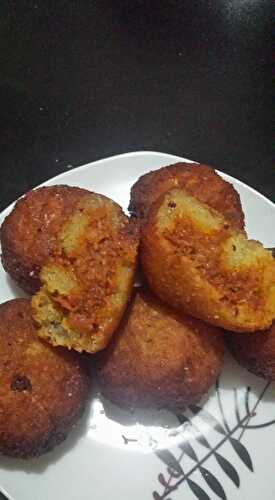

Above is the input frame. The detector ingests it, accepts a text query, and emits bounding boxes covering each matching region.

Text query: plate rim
[0,151,274,222]
[0,150,274,500]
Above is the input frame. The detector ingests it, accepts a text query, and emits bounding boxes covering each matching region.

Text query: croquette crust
[96,288,225,410]
[1,185,91,293]
[32,193,139,353]
[227,322,275,380]
[0,299,90,459]
[129,162,244,230]
[141,188,275,333]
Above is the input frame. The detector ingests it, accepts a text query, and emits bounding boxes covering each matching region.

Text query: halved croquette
[129,162,244,230]
[141,188,275,332]
[1,186,91,293]
[32,193,138,353]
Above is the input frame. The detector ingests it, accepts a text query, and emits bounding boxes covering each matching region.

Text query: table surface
[0,1,273,212]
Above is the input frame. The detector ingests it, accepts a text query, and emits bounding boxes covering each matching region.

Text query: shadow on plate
[222,350,275,403]
[4,276,29,299]
[100,394,181,429]
[97,351,275,441]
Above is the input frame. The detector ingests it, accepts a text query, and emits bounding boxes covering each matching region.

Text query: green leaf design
[214,452,240,487]
[155,449,183,476]
[187,478,211,500]
[199,466,227,500]
[190,406,227,435]
[229,438,253,471]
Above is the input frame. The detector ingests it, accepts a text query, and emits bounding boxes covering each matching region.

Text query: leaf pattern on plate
[199,466,226,500]
[214,452,240,487]
[156,450,183,476]
[228,438,253,472]
[153,380,275,500]
[189,405,226,436]
[187,478,211,500]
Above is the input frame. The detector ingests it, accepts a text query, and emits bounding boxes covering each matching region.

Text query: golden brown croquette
[129,162,245,230]
[140,188,275,333]
[1,186,91,294]
[227,322,275,380]
[96,288,225,411]
[0,299,90,459]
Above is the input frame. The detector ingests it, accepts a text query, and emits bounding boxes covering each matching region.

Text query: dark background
[0,4,273,499]
[0,0,274,212]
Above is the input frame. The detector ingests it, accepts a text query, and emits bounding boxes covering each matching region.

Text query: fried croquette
[1,185,92,294]
[32,193,138,353]
[227,322,275,380]
[96,288,225,411]
[0,299,90,459]
[129,162,244,230]
[141,188,275,333]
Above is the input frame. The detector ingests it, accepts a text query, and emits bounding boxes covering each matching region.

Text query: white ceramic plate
[0,151,274,500]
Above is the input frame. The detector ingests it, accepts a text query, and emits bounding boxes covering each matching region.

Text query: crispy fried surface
[141,188,275,332]
[227,323,275,380]
[1,185,89,293]
[32,193,138,353]
[0,299,90,459]
[96,288,225,410]
[129,162,244,230]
